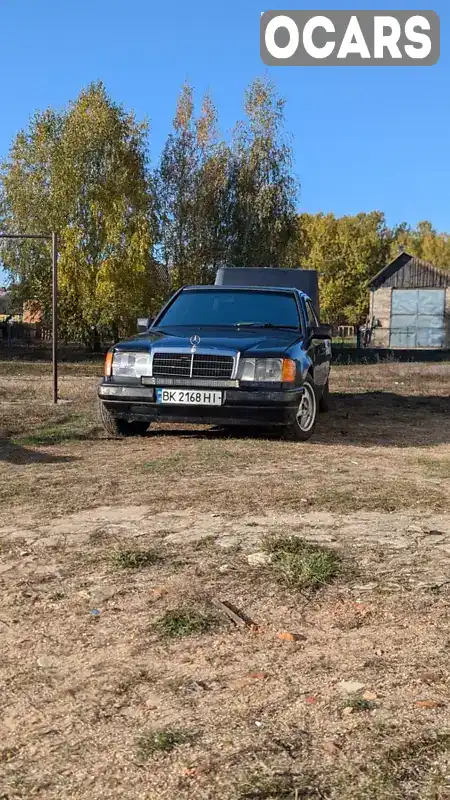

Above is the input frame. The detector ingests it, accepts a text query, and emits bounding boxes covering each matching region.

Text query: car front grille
[152,352,234,380]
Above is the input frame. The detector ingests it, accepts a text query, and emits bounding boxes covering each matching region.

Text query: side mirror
[136,317,153,333]
[311,324,332,340]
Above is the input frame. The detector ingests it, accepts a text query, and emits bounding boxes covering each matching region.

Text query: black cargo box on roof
[215,267,319,315]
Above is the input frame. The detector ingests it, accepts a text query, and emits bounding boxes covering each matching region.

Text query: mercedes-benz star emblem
[190,335,201,347]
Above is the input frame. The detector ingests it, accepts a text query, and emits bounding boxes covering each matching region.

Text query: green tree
[155,84,231,288]
[228,77,297,268]
[192,93,232,282]
[288,211,394,324]
[155,83,198,288]
[0,82,158,346]
[392,220,450,269]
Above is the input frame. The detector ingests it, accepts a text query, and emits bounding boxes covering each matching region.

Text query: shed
[368,252,450,348]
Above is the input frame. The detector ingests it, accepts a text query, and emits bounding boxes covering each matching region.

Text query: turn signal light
[104,350,113,377]
[281,358,296,383]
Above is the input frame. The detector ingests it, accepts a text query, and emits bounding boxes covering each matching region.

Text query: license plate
[156,388,223,406]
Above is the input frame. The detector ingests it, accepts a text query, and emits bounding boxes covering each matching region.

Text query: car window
[156,290,301,329]
[306,301,319,328]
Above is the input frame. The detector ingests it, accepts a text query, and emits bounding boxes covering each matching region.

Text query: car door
[305,299,330,388]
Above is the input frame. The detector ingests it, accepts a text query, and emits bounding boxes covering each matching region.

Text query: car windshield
[155,289,300,329]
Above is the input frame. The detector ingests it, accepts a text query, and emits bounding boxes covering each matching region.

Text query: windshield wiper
[233,322,299,330]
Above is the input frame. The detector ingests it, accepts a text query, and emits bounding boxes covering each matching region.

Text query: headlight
[238,357,296,383]
[111,351,151,378]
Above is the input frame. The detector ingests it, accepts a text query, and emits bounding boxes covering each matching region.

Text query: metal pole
[52,232,58,404]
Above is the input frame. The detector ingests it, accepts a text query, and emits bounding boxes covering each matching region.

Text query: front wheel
[99,401,150,438]
[284,378,317,441]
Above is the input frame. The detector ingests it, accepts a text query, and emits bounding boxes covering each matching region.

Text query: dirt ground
[0,359,449,799]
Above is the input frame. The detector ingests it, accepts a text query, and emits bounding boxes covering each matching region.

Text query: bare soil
[0,361,449,799]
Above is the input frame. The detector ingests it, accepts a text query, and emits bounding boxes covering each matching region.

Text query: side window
[306,301,319,328]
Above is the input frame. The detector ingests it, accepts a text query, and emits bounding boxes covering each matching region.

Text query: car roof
[181,285,310,301]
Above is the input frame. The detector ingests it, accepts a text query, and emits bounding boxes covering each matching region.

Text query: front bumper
[98,380,303,427]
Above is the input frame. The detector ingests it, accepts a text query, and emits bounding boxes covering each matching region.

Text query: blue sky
[1,0,449,283]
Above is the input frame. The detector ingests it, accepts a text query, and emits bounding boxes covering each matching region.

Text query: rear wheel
[99,401,150,437]
[284,377,317,441]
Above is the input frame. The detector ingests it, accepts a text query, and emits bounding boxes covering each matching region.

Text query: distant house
[368,252,450,349]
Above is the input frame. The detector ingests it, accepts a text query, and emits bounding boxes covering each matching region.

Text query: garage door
[390,289,445,348]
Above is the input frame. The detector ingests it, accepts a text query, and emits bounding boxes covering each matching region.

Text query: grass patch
[13,415,97,446]
[111,548,160,569]
[154,608,215,638]
[263,535,339,591]
[135,728,194,760]
[342,695,375,713]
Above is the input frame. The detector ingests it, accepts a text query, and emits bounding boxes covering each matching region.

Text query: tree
[191,93,232,282]
[155,83,198,288]
[392,220,450,269]
[154,78,297,284]
[288,212,394,324]
[228,77,297,268]
[0,82,159,346]
[155,84,231,288]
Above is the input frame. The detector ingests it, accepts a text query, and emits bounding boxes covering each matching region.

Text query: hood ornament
[190,334,201,350]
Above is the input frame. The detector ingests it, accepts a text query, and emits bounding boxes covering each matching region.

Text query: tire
[284,377,318,441]
[99,401,150,438]
[319,379,331,413]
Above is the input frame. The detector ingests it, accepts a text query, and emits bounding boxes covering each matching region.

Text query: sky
[1,0,449,284]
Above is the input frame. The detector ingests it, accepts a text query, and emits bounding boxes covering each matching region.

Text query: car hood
[114,326,303,356]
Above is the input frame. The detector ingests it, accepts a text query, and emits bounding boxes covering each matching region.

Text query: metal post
[52,232,58,404]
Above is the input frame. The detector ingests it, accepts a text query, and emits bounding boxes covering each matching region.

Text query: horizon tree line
[0,79,448,345]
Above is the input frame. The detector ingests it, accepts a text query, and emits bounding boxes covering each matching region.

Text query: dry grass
[0,360,449,799]
[263,534,340,591]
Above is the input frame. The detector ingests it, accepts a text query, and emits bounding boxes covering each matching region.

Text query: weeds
[111,548,160,569]
[135,728,193,760]
[342,695,375,713]
[263,535,339,591]
[154,608,214,638]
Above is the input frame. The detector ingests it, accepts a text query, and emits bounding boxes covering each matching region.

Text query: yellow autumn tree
[0,82,160,347]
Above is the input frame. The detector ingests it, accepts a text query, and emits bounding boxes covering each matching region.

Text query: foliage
[228,77,298,268]
[0,82,160,346]
[391,220,450,268]
[155,77,297,288]
[155,84,231,288]
[287,214,450,324]
[1,77,449,335]
[287,211,394,324]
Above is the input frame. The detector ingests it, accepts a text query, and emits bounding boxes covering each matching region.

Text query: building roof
[369,251,450,290]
